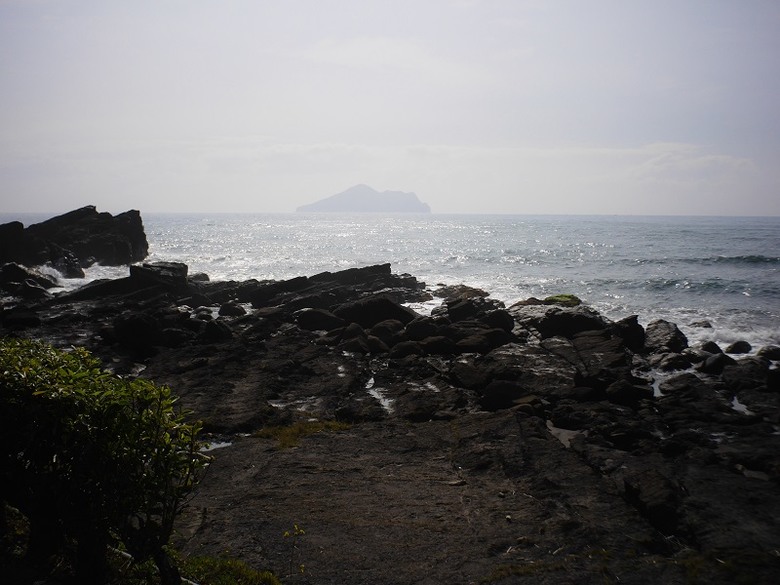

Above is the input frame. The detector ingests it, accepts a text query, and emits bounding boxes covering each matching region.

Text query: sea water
[4,212,780,349]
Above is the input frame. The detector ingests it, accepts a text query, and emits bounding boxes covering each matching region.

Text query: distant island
[296,184,431,213]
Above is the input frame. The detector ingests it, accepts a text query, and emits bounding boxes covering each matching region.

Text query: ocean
[5,212,780,350]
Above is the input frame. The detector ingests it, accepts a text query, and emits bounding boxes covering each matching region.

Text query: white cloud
[305,35,485,85]
[2,136,772,216]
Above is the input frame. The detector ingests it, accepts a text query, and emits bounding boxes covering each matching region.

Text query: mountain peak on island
[296,185,431,213]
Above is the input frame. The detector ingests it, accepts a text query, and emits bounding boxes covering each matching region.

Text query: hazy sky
[2,0,779,215]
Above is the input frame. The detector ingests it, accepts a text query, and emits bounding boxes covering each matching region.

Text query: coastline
[2,207,779,582]
[2,258,779,583]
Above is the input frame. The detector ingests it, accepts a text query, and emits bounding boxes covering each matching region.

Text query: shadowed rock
[0,206,148,273]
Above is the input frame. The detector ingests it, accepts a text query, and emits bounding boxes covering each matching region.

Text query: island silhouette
[296,184,431,213]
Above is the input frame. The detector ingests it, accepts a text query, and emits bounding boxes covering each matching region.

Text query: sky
[1,0,779,216]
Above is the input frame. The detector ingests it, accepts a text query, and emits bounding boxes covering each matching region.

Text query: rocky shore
[1,210,779,584]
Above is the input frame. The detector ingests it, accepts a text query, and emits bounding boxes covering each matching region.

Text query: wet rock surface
[2,260,779,584]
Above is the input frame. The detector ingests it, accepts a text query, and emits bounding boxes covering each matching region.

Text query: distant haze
[1,1,779,216]
[297,184,430,213]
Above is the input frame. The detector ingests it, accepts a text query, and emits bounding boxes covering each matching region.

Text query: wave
[622,255,780,267]
[698,255,780,265]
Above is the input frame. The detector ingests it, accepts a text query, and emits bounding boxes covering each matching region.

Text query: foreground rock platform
[2,261,779,583]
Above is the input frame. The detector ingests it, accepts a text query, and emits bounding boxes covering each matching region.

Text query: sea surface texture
[8,212,779,349]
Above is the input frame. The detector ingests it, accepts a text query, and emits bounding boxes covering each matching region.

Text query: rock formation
[0,206,148,277]
[1,256,778,583]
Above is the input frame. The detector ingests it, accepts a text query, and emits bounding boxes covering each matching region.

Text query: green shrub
[0,337,208,585]
[181,555,281,585]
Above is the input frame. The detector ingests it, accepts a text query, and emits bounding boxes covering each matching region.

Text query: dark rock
[681,347,712,364]
[455,328,513,354]
[130,261,189,290]
[649,352,693,372]
[309,263,397,286]
[570,386,605,402]
[528,306,608,339]
[392,387,458,422]
[340,322,367,341]
[15,280,52,301]
[757,345,780,360]
[250,276,309,307]
[721,357,771,392]
[0,307,41,329]
[658,372,707,396]
[198,320,233,344]
[605,379,654,408]
[405,316,439,341]
[418,335,459,355]
[544,329,630,385]
[0,263,58,289]
[5,206,149,268]
[113,312,161,351]
[339,336,371,354]
[295,308,345,331]
[369,319,406,345]
[388,340,423,358]
[445,297,483,322]
[432,283,489,300]
[700,341,722,354]
[333,295,419,328]
[724,340,752,354]
[0,222,27,263]
[218,302,246,317]
[509,296,548,307]
[623,469,681,534]
[549,402,599,431]
[769,368,780,393]
[644,319,688,353]
[611,314,645,352]
[51,248,85,278]
[483,309,515,332]
[160,327,196,348]
[478,380,528,411]
[366,335,390,354]
[697,352,736,375]
[447,359,492,391]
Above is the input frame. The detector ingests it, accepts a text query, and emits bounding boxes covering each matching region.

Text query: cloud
[305,35,484,85]
[3,136,771,216]
[626,143,757,185]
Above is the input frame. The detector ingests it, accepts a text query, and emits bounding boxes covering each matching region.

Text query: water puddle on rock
[365,377,394,414]
[730,396,754,415]
[546,420,584,448]
[201,441,233,452]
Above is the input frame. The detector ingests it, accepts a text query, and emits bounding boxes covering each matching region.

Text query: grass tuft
[253,420,351,448]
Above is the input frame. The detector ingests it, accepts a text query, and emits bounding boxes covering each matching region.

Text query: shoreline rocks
[2,256,779,582]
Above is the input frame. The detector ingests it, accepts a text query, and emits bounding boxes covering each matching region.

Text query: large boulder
[333,295,419,328]
[0,206,149,271]
[509,303,609,339]
[611,314,645,352]
[129,261,189,290]
[644,319,688,354]
[0,263,58,290]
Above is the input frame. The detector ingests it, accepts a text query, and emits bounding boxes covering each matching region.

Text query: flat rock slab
[174,414,712,585]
